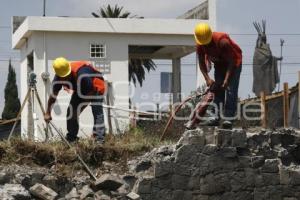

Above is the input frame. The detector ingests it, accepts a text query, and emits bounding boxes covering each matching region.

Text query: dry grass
[0,128,174,176]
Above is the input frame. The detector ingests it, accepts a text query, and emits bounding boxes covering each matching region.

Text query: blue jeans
[214,65,242,119]
[66,93,105,141]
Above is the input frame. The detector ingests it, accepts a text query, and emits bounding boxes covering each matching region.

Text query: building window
[90,44,106,58]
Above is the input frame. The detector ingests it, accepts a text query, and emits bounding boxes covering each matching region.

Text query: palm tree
[92,4,156,87]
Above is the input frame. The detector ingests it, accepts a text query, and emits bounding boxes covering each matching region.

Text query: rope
[0,104,169,125]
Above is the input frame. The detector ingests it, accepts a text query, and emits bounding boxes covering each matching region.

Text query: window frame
[89,43,106,59]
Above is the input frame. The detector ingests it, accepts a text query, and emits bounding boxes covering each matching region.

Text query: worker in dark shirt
[44,57,106,144]
[193,23,242,128]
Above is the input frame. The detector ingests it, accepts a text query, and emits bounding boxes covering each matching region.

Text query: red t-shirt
[196,32,242,69]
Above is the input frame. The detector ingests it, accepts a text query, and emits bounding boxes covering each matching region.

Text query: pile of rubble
[130,128,300,200]
[0,164,139,200]
[1,128,300,200]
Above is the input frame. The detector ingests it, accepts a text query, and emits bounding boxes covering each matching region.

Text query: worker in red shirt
[194,23,242,127]
[44,57,106,144]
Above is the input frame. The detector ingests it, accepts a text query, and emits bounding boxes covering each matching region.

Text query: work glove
[44,113,52,123]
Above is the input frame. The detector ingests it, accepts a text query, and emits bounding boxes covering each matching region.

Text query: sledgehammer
[48,121,98,182]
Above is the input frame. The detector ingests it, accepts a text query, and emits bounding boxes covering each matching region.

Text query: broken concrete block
[177,129,206,146]
[65,187,79,199]
[78,185,94,199]
[93,174,123,191]
[154,160,173,178]
[122,174,137,190]
[94,191,110,200]
[29,183,58,200]
[133,176,153,194]
[126,191,140,200]
[202,144,218,155]
[216,129,232,147]
[1,184,31,200]
[135,159,152,172]
[0,173,11,185]
[231,129,247,148]
[261,159,280,173]
[218,147,237,158]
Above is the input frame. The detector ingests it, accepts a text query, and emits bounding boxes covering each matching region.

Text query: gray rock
[279,166,290,185]
[200,174,226,195]
[174,145,201,164]
[126,191,140,200]
[94,191,111,200]
[78,185,94,199]
[177,129,206,146]
[217,147,237,158]
[289,167,300,185]
[202,144,218,155]
[135,159,152,172]
[262,173,280,185]
[0,173,11,185]
[171,190,184,200]
[172,174,189,190]
[250,156,265,168]
[133,176,153,194]
[0,184,31,200]
[65,187,79,199]
[157,145,175,156]
[232,129,247,148]
[29,183,58,200]
[93,174,123,191]
[261,159,280,173]
[122,174,137,190]
[215,129,232,147]
[154,160,173,177]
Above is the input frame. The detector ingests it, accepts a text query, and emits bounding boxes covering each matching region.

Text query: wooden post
[156,103,160,120]
[106,82,113,134]
[283,82,289,128]
[130,106,137,128]
[298,72,300,128]
[172,58,182,103]
[260,91,267,128]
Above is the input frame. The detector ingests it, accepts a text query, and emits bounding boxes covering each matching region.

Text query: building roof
[12,16,207,49]
[177,0,209,19]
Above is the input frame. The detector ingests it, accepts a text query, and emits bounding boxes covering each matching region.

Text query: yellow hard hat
[52,57,71,77]
[194,23,213,45]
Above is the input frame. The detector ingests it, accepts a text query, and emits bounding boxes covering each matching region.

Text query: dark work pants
[214,65,242,120]
[66,93,105,141]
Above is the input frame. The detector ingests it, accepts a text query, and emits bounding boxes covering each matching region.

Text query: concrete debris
[126,191,140,200]
[93,174,124,191]
[64,187,79,199]
[29,183,58,200]
[0,184,31,200]
[78,185,94,199]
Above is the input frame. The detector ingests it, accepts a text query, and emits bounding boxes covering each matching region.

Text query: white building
[12,14,216,140]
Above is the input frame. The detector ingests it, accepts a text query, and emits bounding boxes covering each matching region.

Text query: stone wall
[131,128,300,200]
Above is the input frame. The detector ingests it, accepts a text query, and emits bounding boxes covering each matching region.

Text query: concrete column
[172,58,182,103]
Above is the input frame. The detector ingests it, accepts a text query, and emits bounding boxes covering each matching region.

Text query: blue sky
[1,0,300,113]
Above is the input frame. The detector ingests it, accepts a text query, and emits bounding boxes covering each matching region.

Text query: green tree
[2,60,20,119]
[92,4,156,87]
